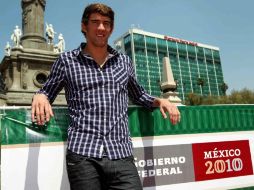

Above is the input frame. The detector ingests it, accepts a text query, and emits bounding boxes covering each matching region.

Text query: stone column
[160,57,182,104]
[21,0,50,50]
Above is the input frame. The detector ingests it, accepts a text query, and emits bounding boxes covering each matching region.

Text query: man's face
[82,13,113,48]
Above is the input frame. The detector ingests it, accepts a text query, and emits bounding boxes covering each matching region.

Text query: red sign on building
[164,35,198,46]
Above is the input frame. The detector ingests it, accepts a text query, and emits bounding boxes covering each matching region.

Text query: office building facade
[114,29,225,100]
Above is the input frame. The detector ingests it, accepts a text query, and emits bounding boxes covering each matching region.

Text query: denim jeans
[66,150,142,190]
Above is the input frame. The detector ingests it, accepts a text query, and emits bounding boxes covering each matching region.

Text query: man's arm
[31,56,65,125]
[31,94,54,125]
[152,98,180,125]
[127,57,180,125]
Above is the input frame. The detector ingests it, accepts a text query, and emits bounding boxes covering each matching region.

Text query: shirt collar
[73,42,119,58]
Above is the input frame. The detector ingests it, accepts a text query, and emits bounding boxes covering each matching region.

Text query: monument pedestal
[160,57,182,105]
[5,91,66,106]
[0,48,66,106]
[161,91,182,105]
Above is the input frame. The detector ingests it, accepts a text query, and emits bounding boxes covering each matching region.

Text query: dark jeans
[66,150,142,190]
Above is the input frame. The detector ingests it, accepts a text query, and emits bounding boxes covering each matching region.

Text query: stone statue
[22,0,46,7]
[11,25,22,48]
[54,33,65,53]
[4,42,11,56]
[46,23,56,44]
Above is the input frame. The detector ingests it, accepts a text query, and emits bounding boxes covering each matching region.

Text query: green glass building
[114,28,225,100]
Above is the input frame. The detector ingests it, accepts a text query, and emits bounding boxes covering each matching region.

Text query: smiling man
[31,3,180,190]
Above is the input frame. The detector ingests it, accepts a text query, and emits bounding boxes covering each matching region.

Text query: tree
[197,77,205,86]
[202,95,218,105]
[197,77,205,95]
[220,82,228,95]
[185,93,202,105]
[184,88,254,105]
[229,88,254,104]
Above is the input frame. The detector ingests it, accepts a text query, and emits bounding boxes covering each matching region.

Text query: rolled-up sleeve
[37,55,65,104]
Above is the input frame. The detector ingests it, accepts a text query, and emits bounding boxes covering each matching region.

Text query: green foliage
[197,77,205,86]
[220,82,228,95]
[185,93,202,105]
[229,88,254,104]
[185,88,254,105]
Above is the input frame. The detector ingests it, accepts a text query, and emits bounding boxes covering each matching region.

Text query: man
[31,3,180,190]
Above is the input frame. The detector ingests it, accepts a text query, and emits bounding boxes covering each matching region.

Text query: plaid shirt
[39,43,155,159]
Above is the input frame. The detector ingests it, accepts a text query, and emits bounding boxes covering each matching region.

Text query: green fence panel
[128,107,141,137]
[0,108,27,144]
[153,108,173,136]
[1,105,254,145]
[230,186,254,190]
[0,107,69,145]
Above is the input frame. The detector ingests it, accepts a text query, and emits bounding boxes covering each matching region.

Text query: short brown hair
[81,3,114,27]
[81,3,114,36]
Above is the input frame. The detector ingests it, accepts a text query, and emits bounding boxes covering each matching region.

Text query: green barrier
[1,105,254,145]
[230,187,254,190]
[0,108,69,145]
[0,108,27,144]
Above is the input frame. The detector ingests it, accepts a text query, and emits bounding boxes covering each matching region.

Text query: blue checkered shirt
[38,43,155,159]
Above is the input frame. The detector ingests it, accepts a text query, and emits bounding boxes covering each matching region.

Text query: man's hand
[153,98,180,125]
[31,94,54,125]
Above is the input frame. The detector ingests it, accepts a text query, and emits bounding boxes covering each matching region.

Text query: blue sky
[1,0,253,93]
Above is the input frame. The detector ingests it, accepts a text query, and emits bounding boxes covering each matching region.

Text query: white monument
[45,22,56,44]
[54,33,65,53]
[0,0,67,106]
[160,57,182,104]
[11,25,22,48]
[4,42,11,56]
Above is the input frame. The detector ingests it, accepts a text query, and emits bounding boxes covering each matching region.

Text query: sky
[1,0,253,93]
